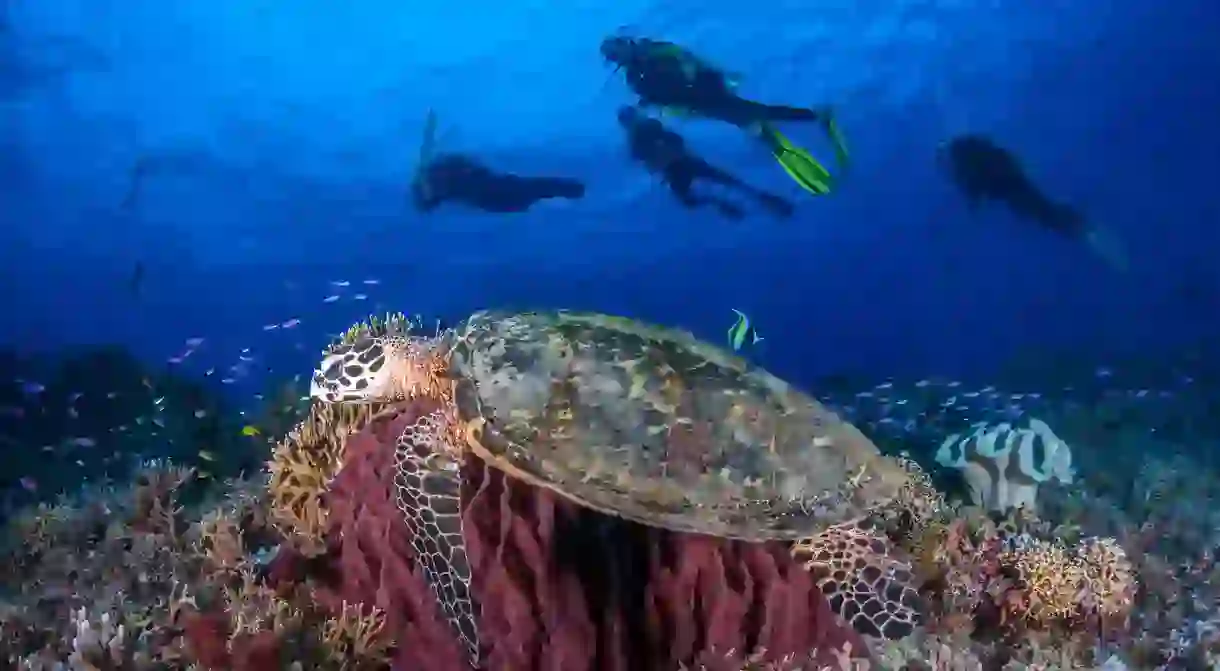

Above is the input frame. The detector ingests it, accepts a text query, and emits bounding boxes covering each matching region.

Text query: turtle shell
[447,310,914,541]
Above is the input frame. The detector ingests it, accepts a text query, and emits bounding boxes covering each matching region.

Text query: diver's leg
[716,97,827,126]
[685,158,794,218]
[394,411,480,666]
[665,166,744,220]
[470,175,586,212]
[522,176,586,201]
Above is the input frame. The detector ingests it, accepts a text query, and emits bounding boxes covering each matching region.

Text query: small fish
[241,348,251,354]
[198,450,217,462]
[262,323,280,331]
[362,279,380,285]
[727,309,763,352]
[322,295,341,303]
[331,280,350,287]
[167,356,184,365]
[129,262,145,296]
[194,409,208,418]
[353,294,368,301]
[185,337,205,348]
[204,368,215,377]
[16,379,45,395]
[107,392,118,399]
[241,425,261,437]
[154,396,165,406]
[66,437,97,448]
[221,378,236,385]
[281,318,301,329]
[19,476,37,492]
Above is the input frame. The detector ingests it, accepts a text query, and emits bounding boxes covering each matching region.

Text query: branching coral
[677,642,871,671]
[0,463,264,668]
[266,400,388,555]
[319,601,394,669]
[129,461,196,536]
[223,568,303,642]
[1001,535,1136,629]
[195,508,249,579]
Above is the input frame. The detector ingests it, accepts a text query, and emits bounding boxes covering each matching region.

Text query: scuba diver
[601,36,830,128]
[600,36,847,197]
[940,134,1128,270]
[410,110,586,214]
[617,106,794,220]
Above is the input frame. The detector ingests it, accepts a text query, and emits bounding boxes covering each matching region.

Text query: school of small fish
[0,277,393,500]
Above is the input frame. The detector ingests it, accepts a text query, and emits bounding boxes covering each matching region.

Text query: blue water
[3,0,1219,404]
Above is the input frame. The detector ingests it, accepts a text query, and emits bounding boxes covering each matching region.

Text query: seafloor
[2,337,1219,671]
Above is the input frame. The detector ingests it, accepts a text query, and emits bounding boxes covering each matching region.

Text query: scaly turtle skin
[311,311,928,666]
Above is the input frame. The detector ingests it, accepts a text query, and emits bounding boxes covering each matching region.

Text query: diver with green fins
[617,105,794,220]
[600,34,849,197]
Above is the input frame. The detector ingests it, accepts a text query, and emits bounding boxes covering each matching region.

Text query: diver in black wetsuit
[940,134,1128,269]
[411,153,586,213]
[601,36,832,129]
[617,106,793,220]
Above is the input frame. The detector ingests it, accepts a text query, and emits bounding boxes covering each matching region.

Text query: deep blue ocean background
[3,0,1219,427]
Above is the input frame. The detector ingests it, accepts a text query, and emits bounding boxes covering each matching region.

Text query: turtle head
[311,334,448,404]
[311,336,407,403]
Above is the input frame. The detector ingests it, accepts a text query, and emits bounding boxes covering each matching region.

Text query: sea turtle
[311,311,930,666]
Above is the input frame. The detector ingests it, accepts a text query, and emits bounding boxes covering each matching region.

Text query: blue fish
[727,309,763,352]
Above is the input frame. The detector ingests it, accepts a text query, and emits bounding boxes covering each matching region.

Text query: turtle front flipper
[793,521,922,640]
[394,410,480,666]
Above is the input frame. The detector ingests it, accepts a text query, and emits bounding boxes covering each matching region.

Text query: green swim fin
[761,124,832,196]
[823,113,850,171]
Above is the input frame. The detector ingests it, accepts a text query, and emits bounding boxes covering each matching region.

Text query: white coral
[67,606,127,670]
[935,417,1075,513]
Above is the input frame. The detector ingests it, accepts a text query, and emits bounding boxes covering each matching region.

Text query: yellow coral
[1007,540,1084,623]
[266,400,388,554]
[1003,535,1136,628]
[223,568,302,640]
[331,312,414,353]
[194,508,247,577]
[320,600,394,668]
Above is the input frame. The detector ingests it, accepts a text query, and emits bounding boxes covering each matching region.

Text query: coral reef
[0,458,394,669]
[0,333,1171,670]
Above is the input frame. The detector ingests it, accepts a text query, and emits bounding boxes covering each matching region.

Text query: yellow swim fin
[760,124,832,196]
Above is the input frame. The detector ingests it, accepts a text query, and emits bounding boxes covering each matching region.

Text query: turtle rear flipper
[794,521,922,640]
[394,411,480,666]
